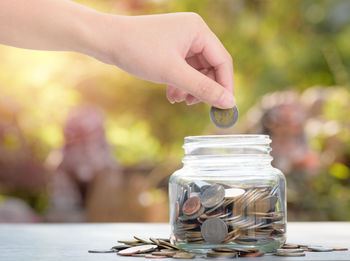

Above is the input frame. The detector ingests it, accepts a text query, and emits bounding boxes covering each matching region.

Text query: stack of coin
[172,182,285,247]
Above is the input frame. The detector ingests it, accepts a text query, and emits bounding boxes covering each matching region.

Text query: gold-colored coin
[207,252,237,258]
[210,106,239,128]
[173,252,196,259]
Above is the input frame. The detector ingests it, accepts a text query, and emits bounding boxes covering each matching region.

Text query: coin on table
[132,253,148,257]
[152,251,176,257]
[240,252,265,257]
[232,247,259,253]
[333,248,348,251]
[276,249,304,254]
[134,236,152,244]
[182,196,201,216]
[201,184,225,208]
[275,252,306,257]
[88,250,116,253]
[201,217,228,244]
[308,246,333,252]
[118,245,158,256]
[111,245,130,251]
[207,252,237,258]
[146,254,168,259]
[173,252,196,259]
[281,243,300,249]
[210,106,239,128]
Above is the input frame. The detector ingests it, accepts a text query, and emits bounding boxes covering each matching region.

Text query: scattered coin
[118,245,158,256]
[207,252,237,258]
[210,106,239,128]
[133,253,148,257]
[240,252,265,257]
[308,246,333,252]
[118,240,143,245]
[135,236,152,244]
[200,184,225,208]
[282,244,300,249]
[230,247,258,253]
[182,196,201,216]
[201,217,228,244]
[157,240,181,250]
[152,251,177,257]
[88,250,116,253]
[276,249,304,253]
[89,235,349,259]
[275,252,306,257]
[173,252,195,259]
[111,245,130,251]
[333,248,348,251]
[145,253,168,259]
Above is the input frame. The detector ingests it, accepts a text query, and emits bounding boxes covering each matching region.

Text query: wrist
[74,10,125,65]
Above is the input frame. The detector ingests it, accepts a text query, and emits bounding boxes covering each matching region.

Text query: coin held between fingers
[210,106,239,128]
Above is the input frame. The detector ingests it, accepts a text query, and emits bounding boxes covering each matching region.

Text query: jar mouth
[184,134,271,147]
[182,135,272,167]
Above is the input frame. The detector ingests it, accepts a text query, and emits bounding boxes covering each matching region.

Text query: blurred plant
[244,86,350,221]
[0,0,350,221]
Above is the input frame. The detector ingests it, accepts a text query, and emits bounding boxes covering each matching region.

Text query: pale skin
[0,0,235,108]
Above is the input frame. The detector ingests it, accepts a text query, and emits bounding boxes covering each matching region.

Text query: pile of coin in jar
[172,182,285,246]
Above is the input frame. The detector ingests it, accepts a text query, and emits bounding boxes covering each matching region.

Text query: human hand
[86,13,235,108]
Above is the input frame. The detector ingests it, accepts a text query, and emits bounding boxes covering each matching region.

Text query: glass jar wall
[169,135,286,253]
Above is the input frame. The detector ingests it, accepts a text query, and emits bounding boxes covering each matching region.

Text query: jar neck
[182,135,273,169]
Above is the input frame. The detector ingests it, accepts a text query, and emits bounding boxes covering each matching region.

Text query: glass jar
[169,135,286,253]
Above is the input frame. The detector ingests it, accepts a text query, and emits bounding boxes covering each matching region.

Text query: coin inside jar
[201,217,228,244]
[210,106,239,128]
[200,184,225,208]
[182,196,201,216]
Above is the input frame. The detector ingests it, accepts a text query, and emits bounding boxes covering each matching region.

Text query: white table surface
[0,222,349,260]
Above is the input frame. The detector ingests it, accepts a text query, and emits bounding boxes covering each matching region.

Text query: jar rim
[184,134,271,144]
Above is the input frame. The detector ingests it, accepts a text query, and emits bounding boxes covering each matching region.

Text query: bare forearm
[0,2,235,108]
[0,0,102,53]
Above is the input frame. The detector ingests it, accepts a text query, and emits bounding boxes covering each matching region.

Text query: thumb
[171,60,235,109]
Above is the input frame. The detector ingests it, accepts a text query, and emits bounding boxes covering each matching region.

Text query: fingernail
[219,91,236,108]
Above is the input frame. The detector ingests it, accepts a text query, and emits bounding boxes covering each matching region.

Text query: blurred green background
[0,0,349,222]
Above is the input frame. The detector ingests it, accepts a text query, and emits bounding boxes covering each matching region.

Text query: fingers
[191,28,234,94]
[167,66,216,106]
[167,86,199,105]
[167,85,187,103]
[171,59,235,109]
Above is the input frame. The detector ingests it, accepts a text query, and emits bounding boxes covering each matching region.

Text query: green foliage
[0,0,349,220]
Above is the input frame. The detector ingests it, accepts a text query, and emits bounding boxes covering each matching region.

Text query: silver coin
[88,250,116,253]
[201,217,228,244]
[224,188,245,199]
[210,106,239,128]
[276,249,305,253]
[173,252,196,259]
[308,246,333,252]
[201,184,225,208]
[275,252,306,257]
[118,245,158,256]
[255,195,278,213]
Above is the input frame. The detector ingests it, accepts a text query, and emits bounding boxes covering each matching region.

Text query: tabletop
[0,222,349,261]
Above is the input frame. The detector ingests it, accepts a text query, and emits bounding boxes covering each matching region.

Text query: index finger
[191,27,234,94]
